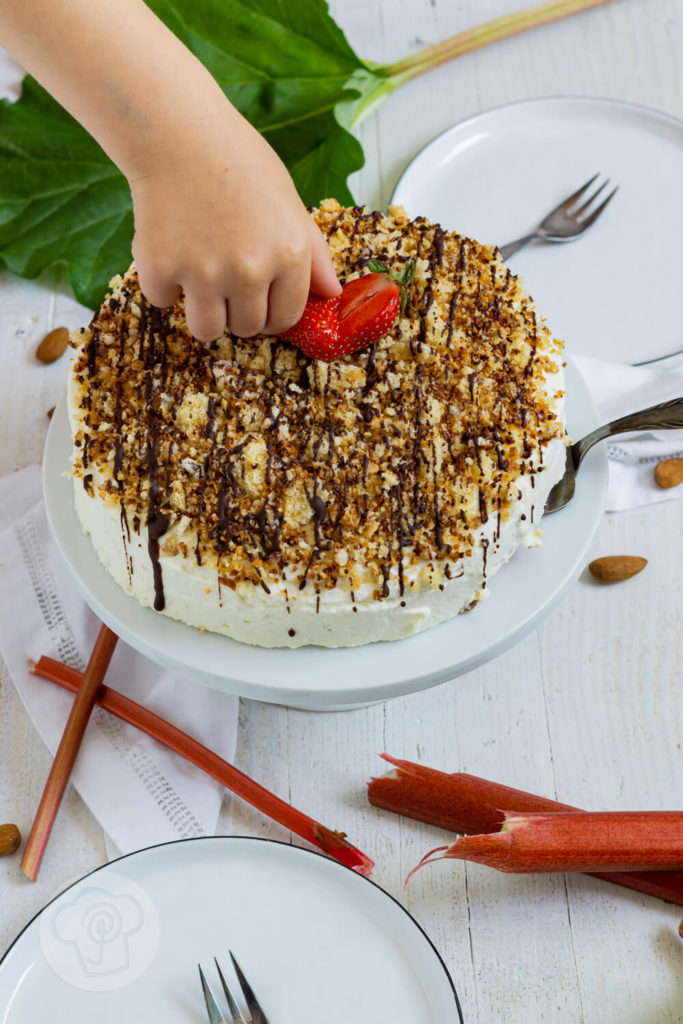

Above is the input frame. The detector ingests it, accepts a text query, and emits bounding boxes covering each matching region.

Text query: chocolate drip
[411,365,424,524]
[310,493,326,526]
[195,374,218,565]
[394,474,406,597]
[113,382,124,479]
[481,537,489,587]
[419,223,445,320]
[86,326,99,379]
[265,430,275,486]
[205,396,216,441]
[524,311,539,377]
[446,238,468,352]
[322,365,337,468]
[120,505,133,584]
[142,303,171,611]
[298,548,317,591]
[478,486,488,525]
[432,453,444,552]
[364,343,378,392]
[147,510,170,610]
[113,300,132,579]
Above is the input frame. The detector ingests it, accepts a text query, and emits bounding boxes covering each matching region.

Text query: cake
[67,200,567,648]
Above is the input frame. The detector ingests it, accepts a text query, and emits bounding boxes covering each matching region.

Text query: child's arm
[0,0,341,340]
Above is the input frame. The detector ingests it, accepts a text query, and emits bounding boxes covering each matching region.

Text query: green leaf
[0,0,370,307]
[0,0,610,307]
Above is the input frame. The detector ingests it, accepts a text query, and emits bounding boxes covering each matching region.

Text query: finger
[136,269,182,310]
[308,223,341,298]
[263,256,311,336]
[132,238,182,309]
[226,286,270,339]
[182,289,228,342]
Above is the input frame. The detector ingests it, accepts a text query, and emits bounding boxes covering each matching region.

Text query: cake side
[68,201,567,648]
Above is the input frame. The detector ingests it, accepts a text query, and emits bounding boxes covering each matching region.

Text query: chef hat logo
[52,886,144,976]
[40,871,160,991]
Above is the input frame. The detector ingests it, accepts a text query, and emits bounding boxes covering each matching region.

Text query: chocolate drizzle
[141,301,171,611]
[148,510,170,609]
[71,200,564,619]
[481,537,489,587]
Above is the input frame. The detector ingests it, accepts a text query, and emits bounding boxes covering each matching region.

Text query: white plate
[43,360,605,709]
[0,837,462,1023]
[392,96,683,366]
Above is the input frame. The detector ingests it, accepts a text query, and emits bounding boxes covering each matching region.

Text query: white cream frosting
[68,201,568,650]
[68,364,566,648]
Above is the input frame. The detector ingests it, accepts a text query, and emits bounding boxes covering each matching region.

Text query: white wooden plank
[1,3,682,1021]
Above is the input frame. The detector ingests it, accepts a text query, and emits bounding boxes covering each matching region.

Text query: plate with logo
[0,836,463,1023]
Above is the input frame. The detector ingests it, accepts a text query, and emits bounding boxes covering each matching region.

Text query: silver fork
[199,952,271,1024]
[544,395,683,513]
[499,173,618,260]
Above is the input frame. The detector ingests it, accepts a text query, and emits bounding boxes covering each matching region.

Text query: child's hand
[0,0,341,343]
[130,100,340,342]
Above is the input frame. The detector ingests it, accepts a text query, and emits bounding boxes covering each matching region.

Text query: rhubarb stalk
[368,755,683,906]
[344,0,620,127]
[30,655,374,877]
[412,811,683,876]
[21,625,118,881]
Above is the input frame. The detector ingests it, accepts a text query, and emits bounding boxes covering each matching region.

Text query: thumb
[308,223,341,298]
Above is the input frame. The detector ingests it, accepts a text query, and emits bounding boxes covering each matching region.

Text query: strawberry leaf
[399,260,416,285]
[0,0,370,307]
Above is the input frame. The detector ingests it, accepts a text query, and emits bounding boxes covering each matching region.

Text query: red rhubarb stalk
[21,625,118,881]
[30,655,374,877]
[412,811,683,876]
[368,754,683,905]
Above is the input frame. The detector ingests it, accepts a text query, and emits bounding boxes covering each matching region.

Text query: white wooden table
[1,1,682,1020]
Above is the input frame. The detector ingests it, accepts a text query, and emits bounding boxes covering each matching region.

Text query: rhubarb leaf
[0,0,610,307]
[0,0,370,307]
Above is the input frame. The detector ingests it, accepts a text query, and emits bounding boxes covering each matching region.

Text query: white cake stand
[43,359,606,709]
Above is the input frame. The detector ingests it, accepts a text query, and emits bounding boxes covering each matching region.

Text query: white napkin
[0,466,238,858]
[572,354,683,511]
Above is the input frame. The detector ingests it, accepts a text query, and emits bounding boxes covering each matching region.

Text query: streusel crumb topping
[70,200,564,609]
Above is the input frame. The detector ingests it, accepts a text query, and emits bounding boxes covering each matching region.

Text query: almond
[654,458,683,490]
[36,326,69,364]
[0,823,21,858]
[47,406,55,420]
[588,555,647,584]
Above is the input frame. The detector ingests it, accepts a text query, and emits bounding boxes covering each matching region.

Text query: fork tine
[199,964,229,1024]
[555,171,601,212]
[214,957,249,1024]
[576,186,619,229]
[572,178,609,218]
[230,952,271,1024]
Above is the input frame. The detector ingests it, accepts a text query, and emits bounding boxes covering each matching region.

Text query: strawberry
[280,293,341,359]
[281,259,414,362]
